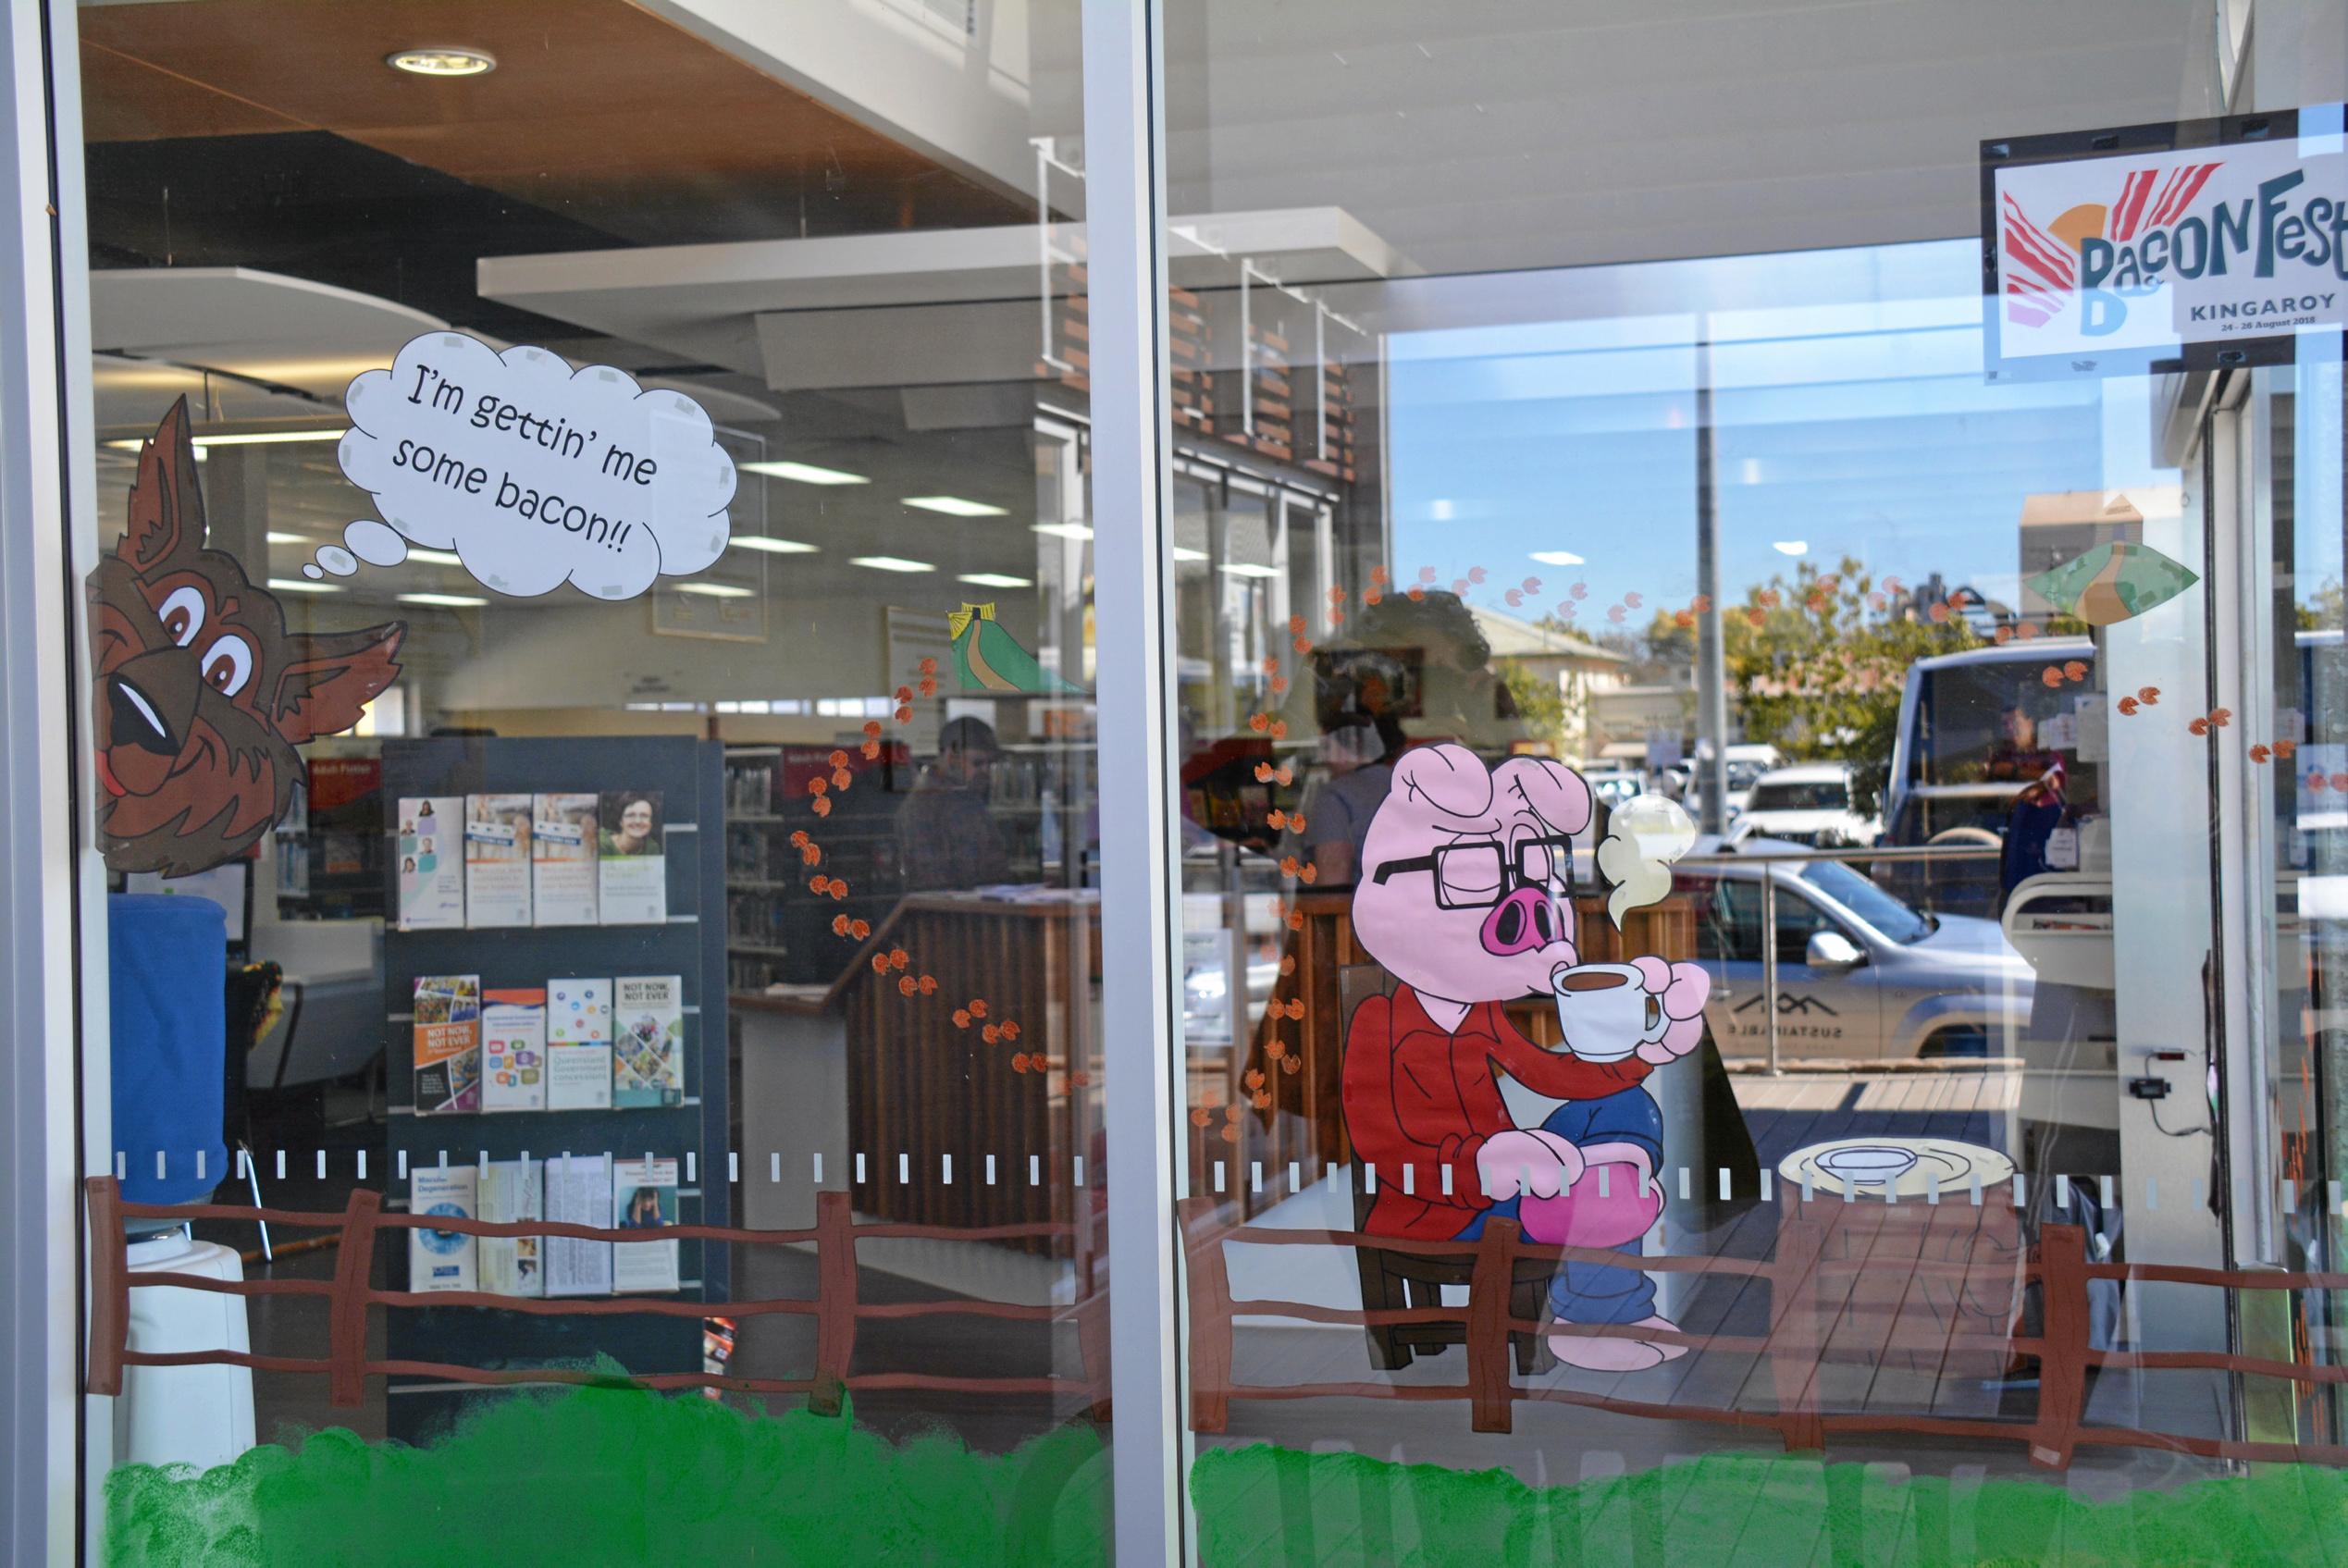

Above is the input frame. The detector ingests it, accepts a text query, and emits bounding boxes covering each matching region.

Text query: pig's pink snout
[1480,885,1563,956]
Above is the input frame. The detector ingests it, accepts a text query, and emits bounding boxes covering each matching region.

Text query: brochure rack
[379,735,728,1441]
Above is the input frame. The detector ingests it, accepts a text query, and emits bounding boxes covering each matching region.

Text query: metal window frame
[1,0,104,1559]
[1081,1,1189,1560]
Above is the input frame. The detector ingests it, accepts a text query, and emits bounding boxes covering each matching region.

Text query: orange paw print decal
[1279,955,1297,977]
[2188,709,2231,736]
[833,914,853,936]
[1254,761,1295,786]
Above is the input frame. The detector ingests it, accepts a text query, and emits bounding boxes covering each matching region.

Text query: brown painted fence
[1180,1193,2348,1469]
[85,1176,1109,1414]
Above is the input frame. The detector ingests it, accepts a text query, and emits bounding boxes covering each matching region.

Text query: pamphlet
[597,789,668,924]
[411,974,481,1115]
[531,792,599,926]
[546,979,613,1111]
[464,794,534,927]
[546,1043,613,1111]
[480,987,547,1113]
[477,1158,544,1298]
[612,975,686,1108]
[394,796,464,930]
[611,1155,681,1293]
[545,1153,613,1297]
[408,1164,478,1293]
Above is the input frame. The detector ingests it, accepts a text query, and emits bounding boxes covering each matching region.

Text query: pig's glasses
[1369,834,1576,909]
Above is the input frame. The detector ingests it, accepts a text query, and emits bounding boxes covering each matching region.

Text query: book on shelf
[477,1157,544,1298]
[612,975,686,1107]
[411,974,482,1115]
[597,789,668,924]
[463,794,534,927]
[480,987,547,1113]
[530,792,599,926]
[611,1155,681,1293]
[408,1163,477,1292]
[544,1153,613,1297]
[394,796,464,930]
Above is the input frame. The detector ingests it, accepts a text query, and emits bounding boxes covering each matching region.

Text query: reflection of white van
[1725,763,1881,848]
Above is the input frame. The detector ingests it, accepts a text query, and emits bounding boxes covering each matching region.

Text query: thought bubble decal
[339,333,735,600]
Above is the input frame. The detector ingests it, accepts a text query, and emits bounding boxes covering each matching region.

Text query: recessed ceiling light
[674,582,756,599]
[406,547,463,566]
[958,573,1032,588]
[1219,562,1280,579]
[1772,539,1809,556]
[849,556,935,574]
[387,47,496,78]
[1172,547,1208,562]
[1530,550,1585,567]
[903,495,1007,518]
[267,577,339,594]
[1033,522,1094,541]
[265,531,310,546]
[731,536,819,555]
[398,591,489,608]
[741,460,868,486]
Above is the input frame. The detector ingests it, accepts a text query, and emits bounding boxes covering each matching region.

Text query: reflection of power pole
[1695,329,1728,835]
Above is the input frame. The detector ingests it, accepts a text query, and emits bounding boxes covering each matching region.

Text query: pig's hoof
[1547,1315,1688,1371]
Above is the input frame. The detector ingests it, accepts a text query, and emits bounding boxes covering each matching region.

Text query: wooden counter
[735,893,1102,1260]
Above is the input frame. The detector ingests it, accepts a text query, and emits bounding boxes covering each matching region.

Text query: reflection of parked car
[1725,763,1881,848]
[1677,837,2033,1060]
[1582,770,1645,810]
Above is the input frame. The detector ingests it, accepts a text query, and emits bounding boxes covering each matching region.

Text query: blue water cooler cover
[108,894,228,1204]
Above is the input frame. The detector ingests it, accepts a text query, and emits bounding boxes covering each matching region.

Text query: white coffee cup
[1550,962,1669,1063]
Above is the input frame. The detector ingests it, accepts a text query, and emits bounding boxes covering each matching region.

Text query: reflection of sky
[1386,238,2206,619]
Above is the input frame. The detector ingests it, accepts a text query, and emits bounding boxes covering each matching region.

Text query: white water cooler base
[114,1233,256,1473]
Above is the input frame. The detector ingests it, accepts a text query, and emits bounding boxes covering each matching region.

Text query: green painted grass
[104,1383,1109,1567]
[1189,1444,2348,1566]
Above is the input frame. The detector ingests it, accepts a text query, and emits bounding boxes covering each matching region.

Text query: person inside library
[896,715,1014,893]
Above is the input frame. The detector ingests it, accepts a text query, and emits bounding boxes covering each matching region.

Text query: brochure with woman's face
[597,790,667,924]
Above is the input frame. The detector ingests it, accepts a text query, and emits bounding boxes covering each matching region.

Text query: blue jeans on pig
[1454,1088,1662,1326]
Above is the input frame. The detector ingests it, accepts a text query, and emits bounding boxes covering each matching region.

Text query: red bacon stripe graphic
[2110,167,2157,241]
[2148,162,2220,228]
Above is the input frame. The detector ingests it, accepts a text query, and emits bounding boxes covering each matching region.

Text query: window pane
[77,4,1119,1556]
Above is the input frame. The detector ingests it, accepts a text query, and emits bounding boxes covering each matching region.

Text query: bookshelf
[378,735,728,1443]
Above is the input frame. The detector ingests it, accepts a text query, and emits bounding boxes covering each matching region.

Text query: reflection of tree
[2298,578,2345,632]
[1499,657,1569,755]
[1712,557,1981,818]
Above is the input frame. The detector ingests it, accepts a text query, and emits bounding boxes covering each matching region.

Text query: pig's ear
[1495,757,1594,836]
[119,398,206,574]
[269,622,405,744]
[1391,743,1496,818]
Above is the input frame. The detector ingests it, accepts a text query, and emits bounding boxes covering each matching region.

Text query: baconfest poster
[1983,105,2345,380]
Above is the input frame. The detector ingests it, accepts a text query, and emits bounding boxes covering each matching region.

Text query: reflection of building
[2018,488,2179,623]
[1468,605,1626,761]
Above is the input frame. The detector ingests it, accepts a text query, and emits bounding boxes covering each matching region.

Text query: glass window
[75,4,1121,1557]
[1160,3,2348,1558]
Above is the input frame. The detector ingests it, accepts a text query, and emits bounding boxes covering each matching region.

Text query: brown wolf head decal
[88,399,405,876]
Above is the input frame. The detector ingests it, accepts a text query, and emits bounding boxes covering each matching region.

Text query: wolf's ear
[270,622,404,744]
[119,398,208,575]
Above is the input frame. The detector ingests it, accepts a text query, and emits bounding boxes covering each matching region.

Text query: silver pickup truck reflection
[1673,836,2035,1061]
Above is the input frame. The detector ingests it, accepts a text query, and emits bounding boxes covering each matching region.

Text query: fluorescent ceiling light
[1219,562,1281,579]
[267,577,339,594]
[105,428,348,451]
[741,460,867,487]
[388,47,495,77]
[848,555,935,574]
[398,591,489,608]
[1772,539,1809,556]
[265,531,311,545]
[958,573,1032,588]
[731,536,819,555]
[407,547,463,566]
[903,495,1007,518]
[1172,547,1209,562]
[1530,550,1585,567]
[1033,522,1094,541]
[674,582,756,599]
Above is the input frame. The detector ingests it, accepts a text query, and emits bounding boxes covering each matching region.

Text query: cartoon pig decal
[1341,744,1708,1370]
